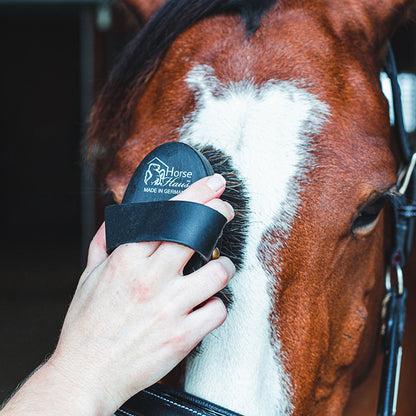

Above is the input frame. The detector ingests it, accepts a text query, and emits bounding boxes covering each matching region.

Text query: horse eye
[351,196,389,236]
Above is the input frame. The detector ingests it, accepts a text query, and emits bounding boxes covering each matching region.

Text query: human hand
[43,174,234,415]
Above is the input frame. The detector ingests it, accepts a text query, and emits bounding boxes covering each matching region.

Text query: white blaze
[180,65,329,416]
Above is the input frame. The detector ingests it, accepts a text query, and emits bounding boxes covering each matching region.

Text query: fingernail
[224,201,235,220]
[207,174,226,192]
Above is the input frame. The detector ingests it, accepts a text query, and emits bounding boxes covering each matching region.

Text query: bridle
[377,42,416,416]
[114,43,415,416]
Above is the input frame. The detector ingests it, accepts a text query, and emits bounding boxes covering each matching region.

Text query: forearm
[0,360,115,416]
[0,176,234,416]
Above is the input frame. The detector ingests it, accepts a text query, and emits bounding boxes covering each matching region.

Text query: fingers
[184,297,228,349]
[112,174,231,263]
[151,174,233,273]
[84,223,160,280]
[172,173,226,203]
[93,174,233,283]
[181,257,234,348]
[178,257,235,312]
[205,198,234,222]
[118,241,161,259]
[150,198,233,274]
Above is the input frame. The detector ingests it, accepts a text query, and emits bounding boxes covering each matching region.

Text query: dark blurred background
[0,0,137,403]
[0,0,415,406]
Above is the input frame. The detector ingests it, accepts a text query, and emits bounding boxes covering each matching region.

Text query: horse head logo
[144,158,168,185]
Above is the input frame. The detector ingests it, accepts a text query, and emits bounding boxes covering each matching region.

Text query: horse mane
[87,0,278,183]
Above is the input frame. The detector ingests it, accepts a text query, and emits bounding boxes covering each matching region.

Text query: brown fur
[88,0,416,414]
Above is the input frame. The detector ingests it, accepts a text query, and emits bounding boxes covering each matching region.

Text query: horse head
[88,0,416,414]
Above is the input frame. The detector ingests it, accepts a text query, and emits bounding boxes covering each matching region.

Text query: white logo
[144,157,168,185]
[143,157,193,193]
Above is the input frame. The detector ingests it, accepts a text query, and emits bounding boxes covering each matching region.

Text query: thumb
[84,222,108,275]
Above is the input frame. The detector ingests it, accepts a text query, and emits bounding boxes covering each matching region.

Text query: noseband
[113,43,415,416]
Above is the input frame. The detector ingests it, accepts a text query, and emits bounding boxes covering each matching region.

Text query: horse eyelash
[351,189,398,236]
[361,187,399,210]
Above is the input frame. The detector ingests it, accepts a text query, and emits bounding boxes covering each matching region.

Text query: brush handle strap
[105,200,227,261]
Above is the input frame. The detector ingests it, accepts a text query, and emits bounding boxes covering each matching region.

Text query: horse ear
[120,0,167,22]
[331,0,415,55]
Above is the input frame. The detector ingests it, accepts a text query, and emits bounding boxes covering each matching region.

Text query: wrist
[44,353,119,416]
[1,357,118,416]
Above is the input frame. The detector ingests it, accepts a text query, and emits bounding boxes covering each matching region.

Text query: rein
[377,43,416,416]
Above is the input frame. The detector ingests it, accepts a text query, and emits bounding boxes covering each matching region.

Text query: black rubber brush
[105,142,227,274]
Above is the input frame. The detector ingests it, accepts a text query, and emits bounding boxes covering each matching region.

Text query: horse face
[89,0,415,414]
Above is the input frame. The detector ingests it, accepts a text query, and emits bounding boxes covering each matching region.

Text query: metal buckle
[385,264,404,296]
[397,152,416,195]
[380,266,405,416]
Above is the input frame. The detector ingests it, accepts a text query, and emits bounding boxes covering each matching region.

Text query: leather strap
[384,42,412,164]
[377,42,414,416]
[384,41,416,268]
[378,287,407,416]
[106,200,227,260]
[115,384,244,416]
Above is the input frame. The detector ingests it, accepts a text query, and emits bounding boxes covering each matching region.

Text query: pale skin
[1,173,235,416]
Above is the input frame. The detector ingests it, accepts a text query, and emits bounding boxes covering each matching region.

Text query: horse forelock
[87,0,280,184]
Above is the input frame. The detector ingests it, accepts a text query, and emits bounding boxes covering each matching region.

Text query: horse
[87,0,416,414]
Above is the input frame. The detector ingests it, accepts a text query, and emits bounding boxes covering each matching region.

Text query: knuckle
[209,261,230,288]
[221,257,236,275]
[87,239,98,258]
[121,243,142,258]
[210,297,227,321]
[153,307,169,326]
[145,263,162,282]
[107,244,138,271]
[175,338,190,356]
[87,225,106,262]
[167,328,190,356]
[182,334,201,354]
[155,244,176,262]
[208,199,235,220]
[108,247,126,267]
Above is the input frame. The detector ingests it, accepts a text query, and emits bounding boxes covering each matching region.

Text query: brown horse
[87,0,416,414]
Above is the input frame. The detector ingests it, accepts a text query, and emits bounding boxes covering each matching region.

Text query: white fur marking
[180,65,329,416]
